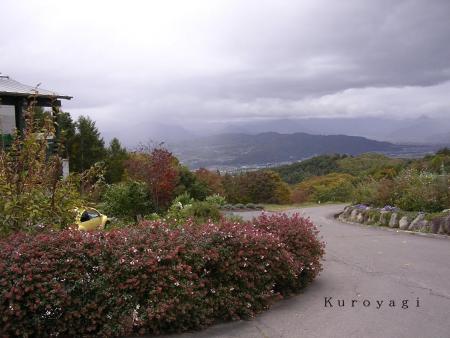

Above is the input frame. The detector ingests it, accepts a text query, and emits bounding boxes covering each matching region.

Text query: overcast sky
[1,0,450,137]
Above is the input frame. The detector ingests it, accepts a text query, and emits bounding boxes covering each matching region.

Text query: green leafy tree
[194,168,225,195]
[292,173,355,203]
[101,180,153,221]
[104,138,128,183]
[174,166,209,201]
[223,170,291,204]
[70,116,106,172]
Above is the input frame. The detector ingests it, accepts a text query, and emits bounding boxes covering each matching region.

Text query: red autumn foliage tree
[125,147,179,211]
[194,168,225,196]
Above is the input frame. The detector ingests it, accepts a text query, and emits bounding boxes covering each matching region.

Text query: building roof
[0,76,72,100]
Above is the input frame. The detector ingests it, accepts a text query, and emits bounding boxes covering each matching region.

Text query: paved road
[158,205,450,338]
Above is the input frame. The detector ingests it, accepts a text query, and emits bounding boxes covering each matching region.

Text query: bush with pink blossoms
[0,214,324,337]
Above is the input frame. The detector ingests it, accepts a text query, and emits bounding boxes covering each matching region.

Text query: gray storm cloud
[1,0,449,142]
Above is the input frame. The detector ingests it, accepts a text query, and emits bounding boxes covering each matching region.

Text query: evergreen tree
[56,112,76,159]
[70,116,106,172]
[104,137,128,183]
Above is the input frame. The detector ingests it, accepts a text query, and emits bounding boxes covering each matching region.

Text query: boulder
[356,212,364,223]
[341,207,351,218]
[409,213,425,231]
[399,216,410,230]
[418,220,429,232]
[350,209,358,222]
[388,213,399,228]
[443,215,450,234]
[430,217,442,234]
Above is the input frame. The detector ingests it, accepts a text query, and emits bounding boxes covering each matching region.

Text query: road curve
[155,205,450,338]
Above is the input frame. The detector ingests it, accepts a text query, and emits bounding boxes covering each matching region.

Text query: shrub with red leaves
[252,213,325,289]
[0,214,324,337]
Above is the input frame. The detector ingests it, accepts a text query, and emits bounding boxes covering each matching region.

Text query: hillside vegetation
[273,153,406,184]
[270,150,450,212]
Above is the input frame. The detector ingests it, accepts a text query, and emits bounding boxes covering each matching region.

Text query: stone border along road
[148,204,450,338]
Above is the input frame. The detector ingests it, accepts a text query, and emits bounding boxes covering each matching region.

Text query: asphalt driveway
[154,204,450,338]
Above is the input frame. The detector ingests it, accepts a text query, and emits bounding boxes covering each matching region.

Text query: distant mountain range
[104,116,450,148]
[171,132,410,169]
[199,116,450,145]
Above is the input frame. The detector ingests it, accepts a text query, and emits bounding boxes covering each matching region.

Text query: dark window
[80,211,90,222]
[80,209,100,222]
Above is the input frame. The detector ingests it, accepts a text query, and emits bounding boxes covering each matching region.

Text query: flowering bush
[0,214,324,337]
[251,213,325,288]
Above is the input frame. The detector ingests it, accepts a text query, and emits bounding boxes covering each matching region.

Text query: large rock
[350,209,358,222]
[399,216,410,230]
[441,215,450,234]
[389,213,399,228]
[342,206,352,217]
[430,217,442,234]
[430,215,450,234]
[409,213,425,231]
[356,212,364,223]
[418,220,429,232]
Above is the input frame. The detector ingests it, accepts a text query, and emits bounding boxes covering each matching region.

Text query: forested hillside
[273,153,406,184]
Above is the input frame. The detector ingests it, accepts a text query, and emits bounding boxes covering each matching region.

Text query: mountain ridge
[171,131,401,169]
